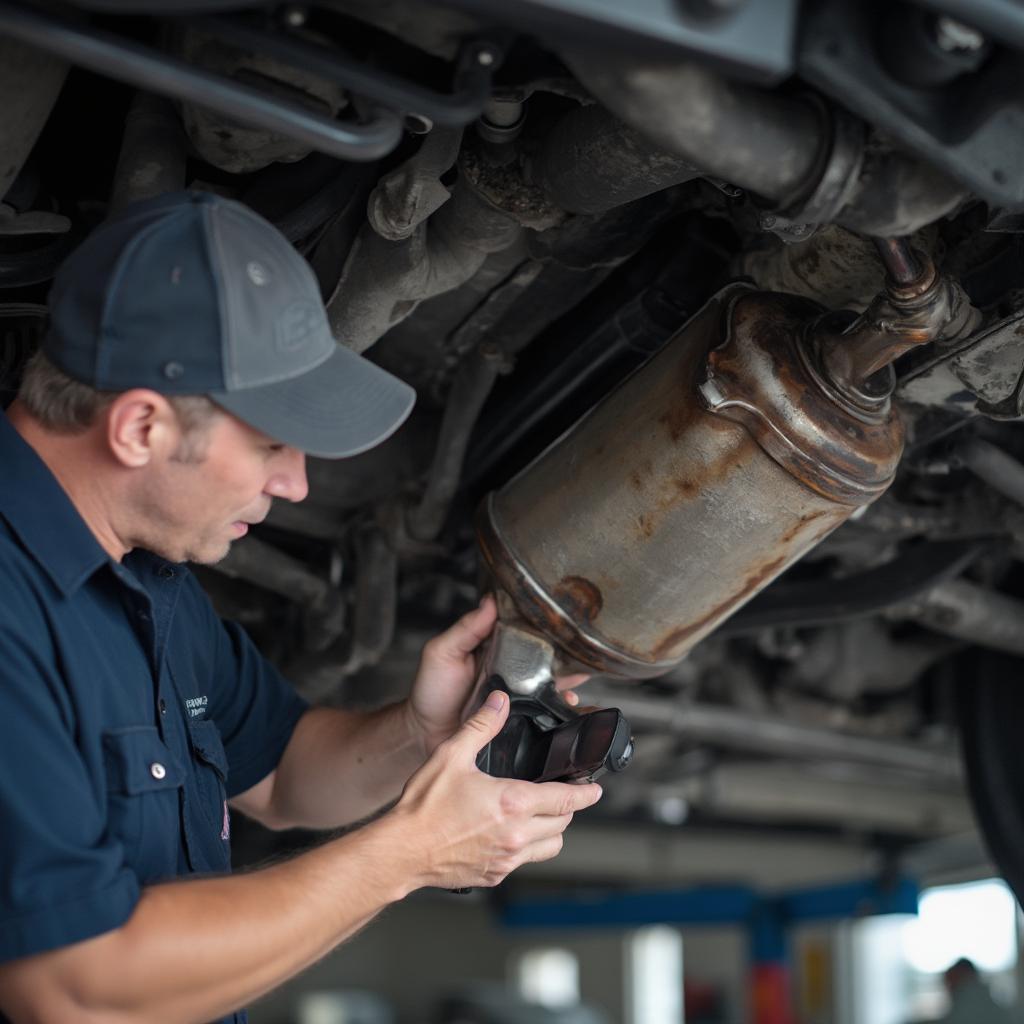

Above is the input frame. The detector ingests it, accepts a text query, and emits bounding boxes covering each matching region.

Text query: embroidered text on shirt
[185,695,208,719]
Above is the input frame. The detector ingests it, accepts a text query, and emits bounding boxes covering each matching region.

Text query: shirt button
[150,762,167,780]
[138,610,150,622]
[158,566,176,580]
[158,698,167,716]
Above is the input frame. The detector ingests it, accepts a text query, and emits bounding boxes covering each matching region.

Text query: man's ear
[104,390,179,468]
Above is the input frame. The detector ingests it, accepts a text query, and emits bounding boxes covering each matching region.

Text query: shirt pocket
[102,727,183,885]
[184,718,231,874]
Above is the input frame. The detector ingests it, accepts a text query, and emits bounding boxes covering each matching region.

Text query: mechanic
[0,191,601,1024]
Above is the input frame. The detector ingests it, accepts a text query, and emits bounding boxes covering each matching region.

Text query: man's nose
[265,448,308,503]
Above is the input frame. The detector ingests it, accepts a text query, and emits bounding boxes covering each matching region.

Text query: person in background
[936,957,1015,1024]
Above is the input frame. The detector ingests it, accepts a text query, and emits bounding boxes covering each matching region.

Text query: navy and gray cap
[43,191,415,458]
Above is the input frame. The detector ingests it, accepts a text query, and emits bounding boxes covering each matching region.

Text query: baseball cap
[42,191,416,458]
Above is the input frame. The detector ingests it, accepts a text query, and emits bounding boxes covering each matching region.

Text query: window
[901,878,1018,1018]
[901,878,1017,975]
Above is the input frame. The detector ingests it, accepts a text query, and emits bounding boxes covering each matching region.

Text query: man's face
[131,408,308,564]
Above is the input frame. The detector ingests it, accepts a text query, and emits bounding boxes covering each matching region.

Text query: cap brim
[210,343,416,458]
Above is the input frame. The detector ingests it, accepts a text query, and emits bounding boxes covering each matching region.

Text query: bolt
[476,47,496,67]
[933,15,985,53]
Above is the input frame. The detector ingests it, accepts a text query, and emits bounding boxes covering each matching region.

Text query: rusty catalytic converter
[467,239,978,785]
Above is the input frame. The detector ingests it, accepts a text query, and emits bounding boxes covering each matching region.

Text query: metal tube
[202,16,496,127]
[956,437,1024,509]
[561,48,967,235]
[538,103,702,215]
[280,527,399,697]
[610,696,963,782]
[676,763,972,834]
[407,342,508,541]
[338,527,398,679]
[0,35,68,203]
[0,1,403,162]
[328,170,521,352]
[214,535,341,610]
[897,579,1024,658]
[110,93,187,215]
[818,249,977,391]
[561,49,822,204]
[873,236,923,286]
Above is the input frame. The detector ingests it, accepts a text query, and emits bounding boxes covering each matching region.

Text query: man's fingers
[554,672,590,692]
[429,594,498,664]
[521,834,567,867]
[452,689,508,758]
[511,779,603,817]
[523,812,574,842]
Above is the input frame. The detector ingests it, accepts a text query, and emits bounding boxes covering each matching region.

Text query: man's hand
[389,690,603,889]
[405,594,500,757]
[405,595,588,757]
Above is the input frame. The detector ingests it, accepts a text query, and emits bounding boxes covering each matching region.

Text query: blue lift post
[500,875,919,1023]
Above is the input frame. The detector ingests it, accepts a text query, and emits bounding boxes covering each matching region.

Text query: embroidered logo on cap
[276,300,321,353]
[246,261,270,286]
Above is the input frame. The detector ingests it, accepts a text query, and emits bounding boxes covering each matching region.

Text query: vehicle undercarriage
[3,0,1024,901]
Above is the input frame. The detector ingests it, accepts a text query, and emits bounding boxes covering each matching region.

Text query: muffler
[468,239,977,782]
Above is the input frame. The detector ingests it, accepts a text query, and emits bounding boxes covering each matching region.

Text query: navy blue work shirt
[0,412,309,1024]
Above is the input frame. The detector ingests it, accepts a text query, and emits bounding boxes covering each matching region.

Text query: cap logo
[246,261,270,286]
[276,300,321,353]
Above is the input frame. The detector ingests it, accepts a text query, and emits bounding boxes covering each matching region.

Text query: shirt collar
[0,410,111,596]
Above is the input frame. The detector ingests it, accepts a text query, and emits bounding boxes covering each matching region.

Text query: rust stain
[672,477,699,501]
[779,508,831,546]
[659,406,689,444]
[477,510,629,673]
[552,575,604,625]
[477,517,598,668]
[626,456,655,493]
[655,434,756,518]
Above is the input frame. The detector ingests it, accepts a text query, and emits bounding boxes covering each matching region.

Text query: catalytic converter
[467,239,977,784]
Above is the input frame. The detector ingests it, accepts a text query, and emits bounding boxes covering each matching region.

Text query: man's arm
[231,700,427,830]
[0,694,603,1024]
[234,597,501,831]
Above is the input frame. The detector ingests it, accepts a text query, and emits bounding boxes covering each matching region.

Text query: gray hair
[18,349,219,461]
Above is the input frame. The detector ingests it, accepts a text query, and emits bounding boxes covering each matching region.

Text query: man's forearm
[0,817,418,1024]
[259,702,428,830]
